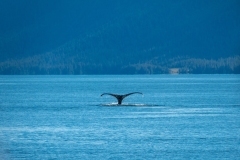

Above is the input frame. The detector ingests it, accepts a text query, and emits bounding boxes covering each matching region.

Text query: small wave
[100,103,162,107]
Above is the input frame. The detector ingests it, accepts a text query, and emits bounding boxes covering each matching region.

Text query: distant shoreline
[0,56,239,75]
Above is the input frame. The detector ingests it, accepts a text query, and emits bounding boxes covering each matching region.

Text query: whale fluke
[101,92,143,105]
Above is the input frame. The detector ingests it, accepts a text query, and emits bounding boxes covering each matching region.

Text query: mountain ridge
[0,0,239,74]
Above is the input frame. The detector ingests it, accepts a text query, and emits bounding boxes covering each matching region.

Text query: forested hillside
[0,0,239,74]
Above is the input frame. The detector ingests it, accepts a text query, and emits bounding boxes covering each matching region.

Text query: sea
[0,75,239,160]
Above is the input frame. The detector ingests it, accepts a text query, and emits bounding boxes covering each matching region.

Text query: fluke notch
[101,92,143,105]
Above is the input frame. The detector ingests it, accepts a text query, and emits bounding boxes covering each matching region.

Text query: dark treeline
[123,56,240,74]
[0,54,239,74]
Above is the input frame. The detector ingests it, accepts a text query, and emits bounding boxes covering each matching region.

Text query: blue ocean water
[0,75,239,159]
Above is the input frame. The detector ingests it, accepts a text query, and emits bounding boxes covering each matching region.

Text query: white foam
[100,103,162,107]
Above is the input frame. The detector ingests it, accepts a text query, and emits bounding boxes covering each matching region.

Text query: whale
[101,92,143,105]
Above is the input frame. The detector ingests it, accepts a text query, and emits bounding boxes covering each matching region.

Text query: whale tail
[101,92,143,105]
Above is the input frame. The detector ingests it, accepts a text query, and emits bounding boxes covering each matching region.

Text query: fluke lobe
[101,92,143,105]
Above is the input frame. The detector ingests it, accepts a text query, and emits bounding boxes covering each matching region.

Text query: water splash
[100,103,161,107]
